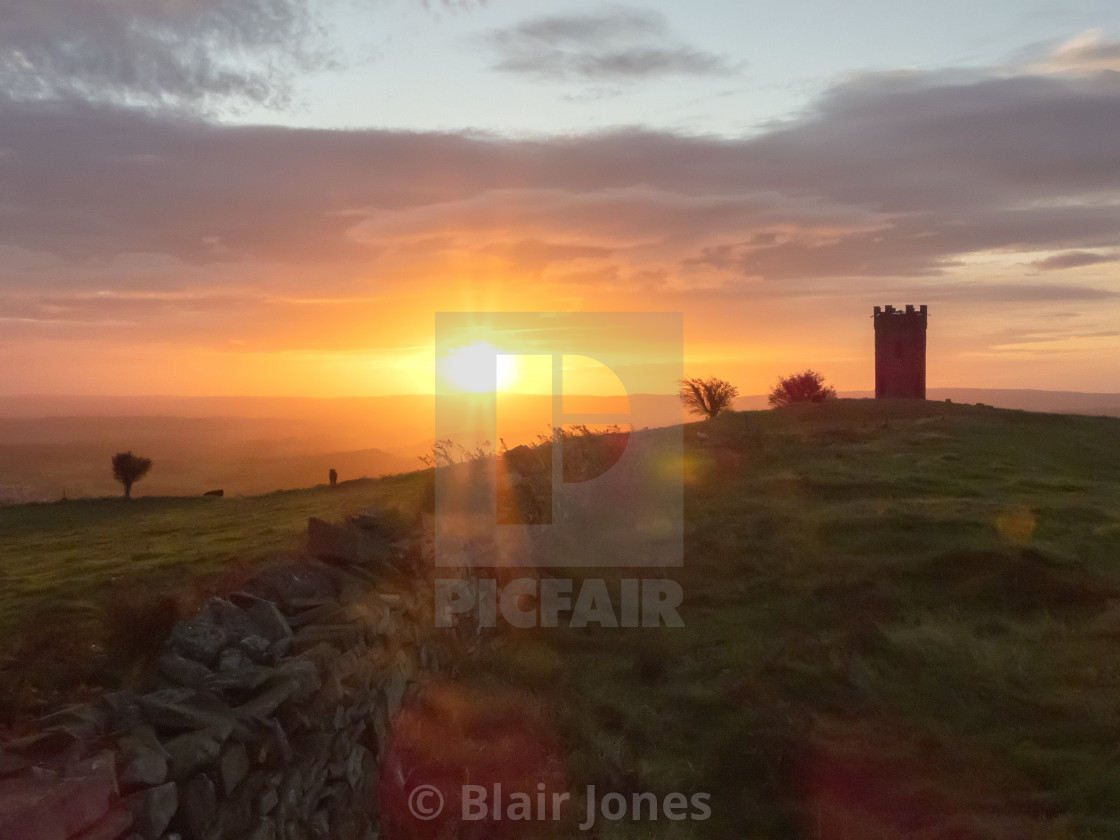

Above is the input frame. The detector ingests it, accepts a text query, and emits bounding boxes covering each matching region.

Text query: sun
[438,341,518,393]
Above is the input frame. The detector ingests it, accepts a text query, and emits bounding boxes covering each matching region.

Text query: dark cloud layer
[0,56,1118,314]
[484,8,736,82]
[1031,251,1117,271]
[0,0,332,110]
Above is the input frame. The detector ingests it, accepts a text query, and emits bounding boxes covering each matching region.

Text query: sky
[1,0,1119,397]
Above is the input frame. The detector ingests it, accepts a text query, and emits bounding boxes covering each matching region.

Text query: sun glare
[438,341,518,393]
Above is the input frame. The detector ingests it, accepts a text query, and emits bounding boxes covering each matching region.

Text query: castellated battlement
[873,304,927,399]
[873,304,928,317]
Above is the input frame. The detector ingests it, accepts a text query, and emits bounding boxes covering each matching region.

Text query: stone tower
[873,304,927,399]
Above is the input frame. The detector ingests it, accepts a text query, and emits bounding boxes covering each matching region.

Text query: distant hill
[735,388,1120,417]
[0,411,419,503]
[3,388,1120,502]
[0,433,415,503]
[873,388,1120,417]
[7,388,1120,422]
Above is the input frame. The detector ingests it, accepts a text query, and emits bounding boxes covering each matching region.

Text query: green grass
[0,473,428,721]
[460,400,1120,839]
[4,399,1120,837]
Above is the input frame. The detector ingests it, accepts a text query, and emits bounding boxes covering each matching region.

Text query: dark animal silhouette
[204,489,224,497]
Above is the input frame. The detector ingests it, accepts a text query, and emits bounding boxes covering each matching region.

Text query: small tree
[768,369,837,407]
[112,451,152,500]
[679,376,739,420]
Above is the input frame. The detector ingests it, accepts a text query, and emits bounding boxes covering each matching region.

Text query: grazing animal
[204,489,224,497]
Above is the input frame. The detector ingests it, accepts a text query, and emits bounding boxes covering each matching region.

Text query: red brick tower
[874,304,927,399]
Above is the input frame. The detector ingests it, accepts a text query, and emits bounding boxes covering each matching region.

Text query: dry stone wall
[0,512,471,840]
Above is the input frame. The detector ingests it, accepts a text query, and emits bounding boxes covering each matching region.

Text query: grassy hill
[3,398,1119,837]
[466,400,1120,838]
[0,474,429,721]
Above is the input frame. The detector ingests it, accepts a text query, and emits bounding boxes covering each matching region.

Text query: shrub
[768,370,837,407]
[679,376,739,419]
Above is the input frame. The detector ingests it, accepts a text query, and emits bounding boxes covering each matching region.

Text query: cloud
[3,65,1118,280]
[1030,251,1118,271]
[478,239,615,270]
[1028,29,1120,76]
[484,8,737,82]
[423,0,488,8]
[919,283,1119,303]
[0,0,334,110]
[496,8,666,46]
[2,55,1120,351]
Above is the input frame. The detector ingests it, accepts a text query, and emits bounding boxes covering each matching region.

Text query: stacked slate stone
[0,511,474,840]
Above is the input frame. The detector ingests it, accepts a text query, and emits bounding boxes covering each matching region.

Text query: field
[0,474,428,720]
[3,399,1120,837]
[465,400,1120,838]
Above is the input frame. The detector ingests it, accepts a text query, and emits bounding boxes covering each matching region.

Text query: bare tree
[112,451,152,500]
[768,370,837,407]
[679,376,739,420]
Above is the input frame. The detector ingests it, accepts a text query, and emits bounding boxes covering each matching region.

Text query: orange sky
[1,15,1119,399]
[4,280,1115,399]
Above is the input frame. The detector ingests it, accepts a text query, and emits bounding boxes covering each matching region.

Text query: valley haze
[4,388,1120,503]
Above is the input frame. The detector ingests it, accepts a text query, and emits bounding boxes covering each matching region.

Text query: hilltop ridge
[2,399,1120,834]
